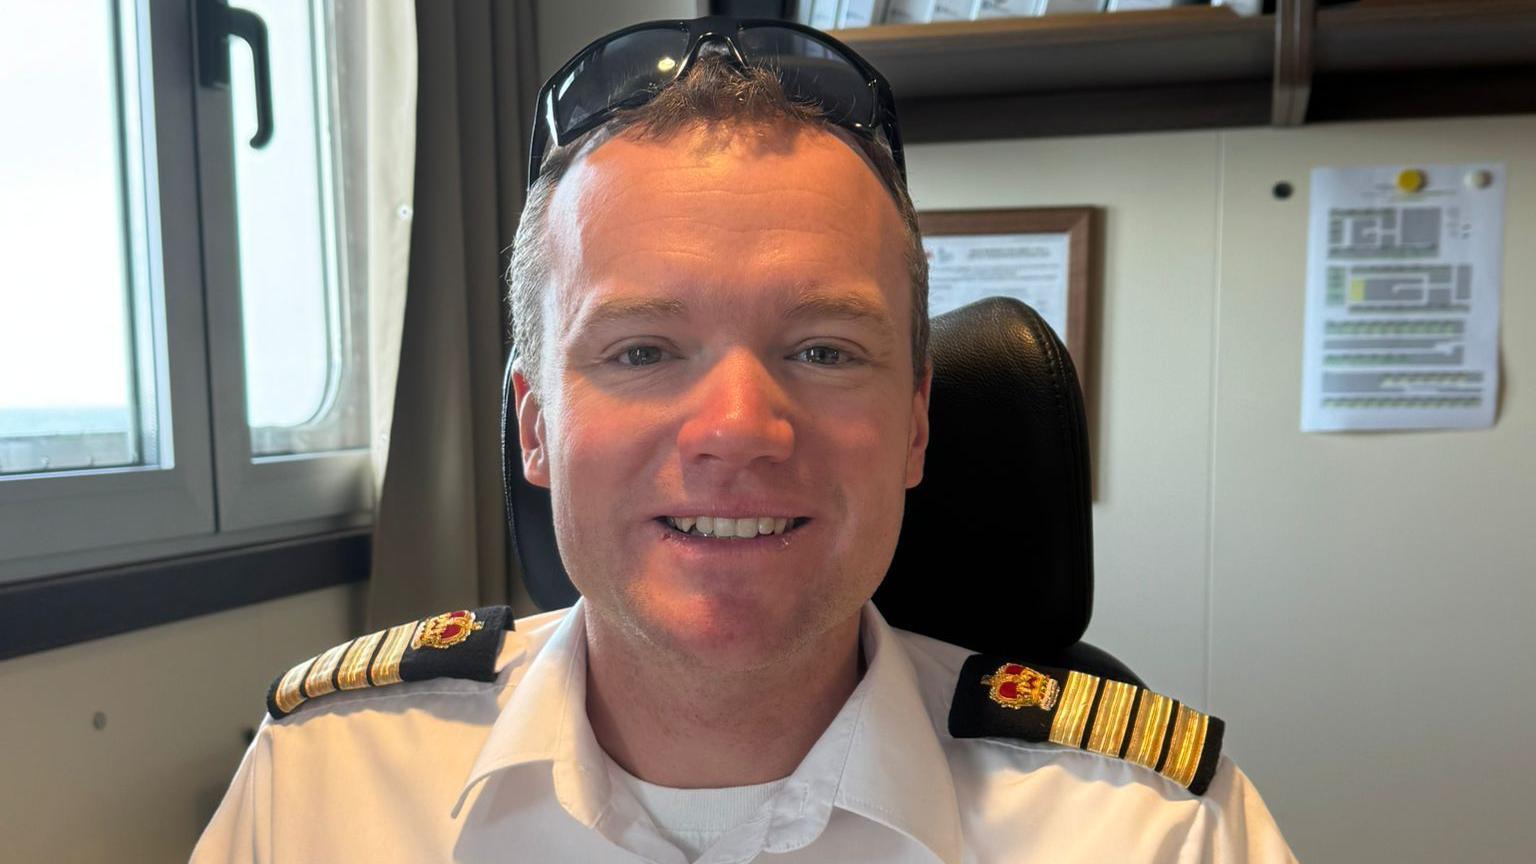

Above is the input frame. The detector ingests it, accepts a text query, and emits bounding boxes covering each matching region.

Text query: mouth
[656,515,811,539]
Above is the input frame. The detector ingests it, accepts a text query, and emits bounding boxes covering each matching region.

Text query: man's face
[513,123,930,671]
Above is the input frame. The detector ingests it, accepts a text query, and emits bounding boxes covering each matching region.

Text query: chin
[657,592,798,667]
[612,587,828,673]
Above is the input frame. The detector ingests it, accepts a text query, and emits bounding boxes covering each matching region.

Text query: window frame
[192,0,374,532]
[0,0,217,571]
[0,0,374,587]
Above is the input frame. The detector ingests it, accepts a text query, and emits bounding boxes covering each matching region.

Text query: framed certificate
[918,207,1099,381]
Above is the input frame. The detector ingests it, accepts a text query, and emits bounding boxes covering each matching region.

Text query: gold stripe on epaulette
[1125,691,1174,770]
[1160,704,1209,788]
[337,629,385,690]
[274,657,315,716]
[1048,671,1100,747]
[303,641,351,699]
[369,621,419,686]
[1086,679,1137,756]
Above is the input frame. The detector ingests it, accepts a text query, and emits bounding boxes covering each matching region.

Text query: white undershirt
[606,757,789,862]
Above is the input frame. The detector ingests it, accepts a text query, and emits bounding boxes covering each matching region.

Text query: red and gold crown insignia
[412,609,484,650]
[980,662,1060,711]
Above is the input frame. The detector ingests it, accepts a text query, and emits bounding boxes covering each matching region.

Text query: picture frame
[917,207,1099,382]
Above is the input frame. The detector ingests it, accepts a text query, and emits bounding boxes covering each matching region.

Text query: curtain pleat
[362,0,418,502]
[367,0,540,628]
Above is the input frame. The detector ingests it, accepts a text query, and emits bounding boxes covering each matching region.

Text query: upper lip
[654,500,813,519]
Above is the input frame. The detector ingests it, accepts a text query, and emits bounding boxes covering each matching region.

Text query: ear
[512,368,552,489]
[904,364,932,489]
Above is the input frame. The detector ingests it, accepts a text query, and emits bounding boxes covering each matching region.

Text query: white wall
[0,584,361,860]
[908,115,1536,862]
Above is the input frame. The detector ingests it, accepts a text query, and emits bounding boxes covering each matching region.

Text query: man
[194,17,1295,862]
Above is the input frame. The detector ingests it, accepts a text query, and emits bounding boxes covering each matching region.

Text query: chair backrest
[874,298,1093,655]
[501,298,1118,674]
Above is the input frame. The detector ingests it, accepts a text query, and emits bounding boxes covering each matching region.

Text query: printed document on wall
[925,233,1071,342]
[1301,163,1505,432]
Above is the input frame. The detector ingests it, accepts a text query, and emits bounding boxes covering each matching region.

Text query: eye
[795,345,854,366]
[614,345,668,367]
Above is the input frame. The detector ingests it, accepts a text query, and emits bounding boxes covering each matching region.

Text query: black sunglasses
[527,16,905,189]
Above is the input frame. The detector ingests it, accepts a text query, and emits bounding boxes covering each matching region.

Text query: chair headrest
[872,297,1093,654]
[501,297,1093,654]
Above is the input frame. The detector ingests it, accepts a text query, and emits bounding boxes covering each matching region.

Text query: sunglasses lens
[550,27,692,132]
[534,23,898,187]
[738,27,875,128]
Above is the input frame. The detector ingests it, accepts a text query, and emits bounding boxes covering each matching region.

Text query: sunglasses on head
[527,16,906,189]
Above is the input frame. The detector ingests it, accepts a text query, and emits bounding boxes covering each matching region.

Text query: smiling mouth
[658,516,810,539]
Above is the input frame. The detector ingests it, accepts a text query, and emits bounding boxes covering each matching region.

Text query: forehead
[543,124,907,309]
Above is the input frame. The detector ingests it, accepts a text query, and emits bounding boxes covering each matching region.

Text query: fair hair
[507,54,929,392]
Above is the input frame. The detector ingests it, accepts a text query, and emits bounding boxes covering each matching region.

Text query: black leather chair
[501,297,1142,686]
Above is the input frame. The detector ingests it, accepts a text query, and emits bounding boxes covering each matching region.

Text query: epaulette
[267,606,513,719]
[947,654,1225,796]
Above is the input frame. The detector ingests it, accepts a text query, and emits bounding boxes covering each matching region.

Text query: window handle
[196,0,274,149]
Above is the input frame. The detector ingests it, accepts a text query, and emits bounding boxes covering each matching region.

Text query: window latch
[195,0,273,148]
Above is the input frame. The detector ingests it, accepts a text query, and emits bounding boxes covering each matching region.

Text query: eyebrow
[782,287,894,332]
[575,296,689,332]
[573,285,895,334]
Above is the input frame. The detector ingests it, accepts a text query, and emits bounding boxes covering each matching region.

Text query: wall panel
[0,584,361,860]
[1210,116,1536,863]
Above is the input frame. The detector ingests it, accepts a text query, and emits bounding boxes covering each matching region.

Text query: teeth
[665,515,800,538]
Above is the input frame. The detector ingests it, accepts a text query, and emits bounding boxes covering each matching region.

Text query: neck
[583,607,863,789]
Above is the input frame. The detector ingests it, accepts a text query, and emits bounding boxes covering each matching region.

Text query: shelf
[838,7,1272,99]
[830,1,1536,143]
[1315,0,1536,72]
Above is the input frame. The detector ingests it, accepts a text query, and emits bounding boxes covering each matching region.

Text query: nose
[677,349,795,470]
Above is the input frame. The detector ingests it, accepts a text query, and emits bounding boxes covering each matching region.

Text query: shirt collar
[455,601,962,864]
[831,604,963,863]
[454,598,608,823]
[758,603,962,864]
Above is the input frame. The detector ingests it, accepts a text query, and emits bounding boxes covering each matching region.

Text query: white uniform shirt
[192,602,1297,863]
[607,760,789,860]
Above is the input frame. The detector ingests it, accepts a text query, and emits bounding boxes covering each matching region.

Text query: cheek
[807,388,915,469]
[545,392,674,532]
[550,386,666,469]
[805,393,917,554]
[547,415,643,599]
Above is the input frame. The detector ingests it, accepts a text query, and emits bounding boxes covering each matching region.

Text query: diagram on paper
[1300,165,1505,431]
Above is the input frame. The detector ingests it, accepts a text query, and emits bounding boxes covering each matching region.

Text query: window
[228,0,367,460]
[2,3,161,478]
[0,0,371,584]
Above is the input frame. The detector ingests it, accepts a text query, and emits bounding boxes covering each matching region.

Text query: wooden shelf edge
[1318,0,1536,71]
[823,2,1536,142]
[1323,0,1536,28]
[831,6,1260,54]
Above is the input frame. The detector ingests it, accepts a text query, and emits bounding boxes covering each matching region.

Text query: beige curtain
[360,0,418,500]
[367,0,542,627]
